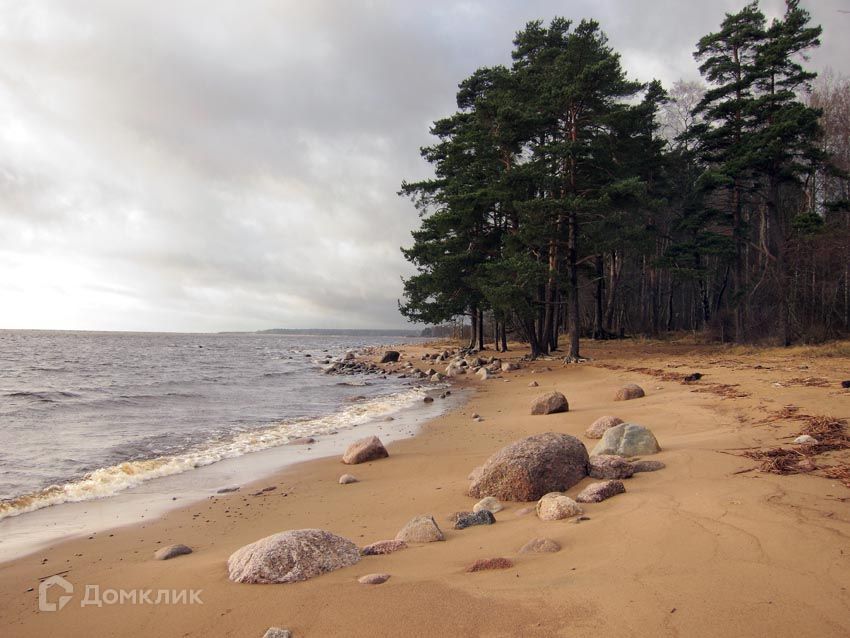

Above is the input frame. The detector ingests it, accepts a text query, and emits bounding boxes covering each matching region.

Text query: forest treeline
[398,1,850,358]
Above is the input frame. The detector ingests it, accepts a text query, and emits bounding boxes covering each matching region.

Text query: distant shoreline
[256,328,425,337]
[0,327,426,337]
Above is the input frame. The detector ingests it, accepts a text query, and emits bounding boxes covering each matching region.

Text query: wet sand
[1,339,849,637]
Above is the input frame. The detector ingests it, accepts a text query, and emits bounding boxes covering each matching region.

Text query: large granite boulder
[342,436,389,465]
[395,515,445,543]
[536,493,583,521]
[468,432,588,501]
[585,415,624,439]
[615,384,645,401]
[591,423,661,457]
[530,392,569,415]
[227,529,360,584]
[588,454,636,479]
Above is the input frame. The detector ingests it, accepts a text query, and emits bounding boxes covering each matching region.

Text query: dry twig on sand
[740,447,818,474]
[784,376,831,388]
[736,415,848,479]
[691,383,750,399]
[820,464,850,488]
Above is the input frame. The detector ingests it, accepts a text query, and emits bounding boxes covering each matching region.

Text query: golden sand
[1,339,849,637]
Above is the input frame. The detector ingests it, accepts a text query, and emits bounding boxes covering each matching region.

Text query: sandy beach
[2,339,849,637]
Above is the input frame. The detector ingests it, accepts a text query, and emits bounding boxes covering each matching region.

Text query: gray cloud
[0,0,847,331]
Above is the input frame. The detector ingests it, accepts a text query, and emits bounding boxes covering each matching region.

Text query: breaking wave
[0,387,427,521]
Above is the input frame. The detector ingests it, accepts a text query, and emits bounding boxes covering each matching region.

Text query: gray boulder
[227,529,360,584]
[342,436,389,464]
[263,628,292,638]
[591,423,661,457]
[468,432,588,501]
[530,392,569,415]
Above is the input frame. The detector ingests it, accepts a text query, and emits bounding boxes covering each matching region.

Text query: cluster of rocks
[211,377,666,638]
[419,347,524,382]
[321,348,430,380]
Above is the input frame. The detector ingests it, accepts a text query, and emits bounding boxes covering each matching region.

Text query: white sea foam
[0,387,429,520]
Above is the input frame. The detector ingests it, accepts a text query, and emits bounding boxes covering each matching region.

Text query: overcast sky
[0,1,847,332]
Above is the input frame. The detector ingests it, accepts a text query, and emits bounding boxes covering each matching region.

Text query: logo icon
[38,575,73,612]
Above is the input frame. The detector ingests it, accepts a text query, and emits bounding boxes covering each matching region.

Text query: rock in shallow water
[338,474,358,484]
[591,423,661,457]
[530,391,569,415]
[154,544,192,561]
[342,436,389,465]
[588,454,636,479]
[518,537,561,554]
[395,515,445,543]
[576,480,626,503]
[536,493,583,521]
[468,432,589,502]
[360,539,408,556]
[380,351,400,363]
[227,529,360,584]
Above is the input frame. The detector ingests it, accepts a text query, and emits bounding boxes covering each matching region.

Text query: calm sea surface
[0,330,430,519]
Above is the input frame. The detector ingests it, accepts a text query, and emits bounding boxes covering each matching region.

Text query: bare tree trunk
[478,309,485,351]
[468,309,477,350]
[565,210,582,361]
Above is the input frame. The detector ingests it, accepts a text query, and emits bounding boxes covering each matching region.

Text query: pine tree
[693,2,766,341]
[511,18,643,360]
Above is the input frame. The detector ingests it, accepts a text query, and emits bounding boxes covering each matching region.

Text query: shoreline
[0,340,459,563]
[1,340,849,637]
